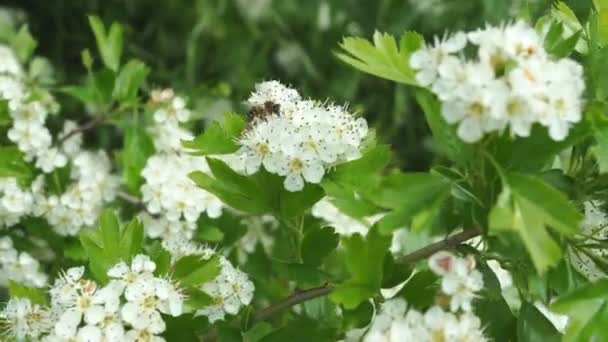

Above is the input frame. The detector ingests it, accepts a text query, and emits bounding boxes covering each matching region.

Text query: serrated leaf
[336,31,421,85]
[112,59,149,102]
[182,113,246,155]
[100,209,121,262]
[301,226,339,266]
[517,302,561,342]
[88,15,123,72]
[330,227,390,309]
[173,255,221,286]
[489,173,581,273]
[119,219,144,261]
[552,279,608,342]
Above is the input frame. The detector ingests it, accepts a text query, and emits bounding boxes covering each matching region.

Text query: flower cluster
[147,89,193,153]
[1,255,185,341]
[410,21,584,143]
[232,81,369,192]
[140,89,224,244]
[37,150,120,236]
[361,298,486,342]
[428,251,484,312]
[0,178,33,228]
[0,44,66,173]
[197,256,255,322]
[0,237,47,287]
[569,201,608,281]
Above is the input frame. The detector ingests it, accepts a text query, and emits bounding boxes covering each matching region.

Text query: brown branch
[58,116,105,144]
[252,284,335,323]
[246,227,482,324]
[396,227,481,264]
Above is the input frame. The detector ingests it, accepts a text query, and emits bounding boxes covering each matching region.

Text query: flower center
[288,158,304,172]
[256,143,270,156]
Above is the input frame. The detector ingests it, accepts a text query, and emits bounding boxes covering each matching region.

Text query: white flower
[231,81,369,192]
[121,279,166,333]
[0,44,23,76]
[412,21,584,143]
[197,257,255,322]
[0,298,53,340]
[35,147,68,173]
[409,32,467,86]
[429,251,484,312]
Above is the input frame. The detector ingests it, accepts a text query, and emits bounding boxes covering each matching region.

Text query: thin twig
[247,227,482,322]
[252,284,335,323]
[397,227,482,264]
[116,191,144,207]
[58,116,105,143]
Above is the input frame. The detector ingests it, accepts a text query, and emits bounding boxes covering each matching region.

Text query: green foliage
[80,211,144,283]
[183,113,246,155]
[8,281,48,306]
[490,173,581,273]
[330,227,390,309]
[552,279,608,341]
[173,255,221,286]
[88,15,123,72]
[336,31,422,86]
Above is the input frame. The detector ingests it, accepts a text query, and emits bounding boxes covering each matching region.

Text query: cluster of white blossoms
[232,81,369,192]
[197,256,255,323]
[361,298,486,342]
[410,21,585,143]
[147,88,194,153]
[357,252,485,341]
[1,255,185,341]
[428,251,484,312]
[0,177,33,228]
[569,201,608,281]
[0,44,67,173]
[36,150,120,236]
[140,89,224,244]
[0,236,47,287]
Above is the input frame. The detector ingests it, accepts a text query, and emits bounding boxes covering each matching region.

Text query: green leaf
[119,219,144,261]
[100,209,121,262]
[415,89,472,163]
[494,123,590,172]
[112,59,149,102]
[88,15,123,72]
[326,144,390,188]
[120,123,155,193]
[190,158,267,214]
[80,233,111,283]
[330,227,390,309]
[182,113,246,155]
[301,226,339,266]
[382,254,412,288]
[552,279,608,342]
[517,302,562,342]
[183,287,214,311]
[8,281,47,305]
[244,322,275,342]
[336,31,421,85]
[173,255,221,286]
[0,99,10,127]
[0,146,33,183]
[10,24,36,62]
[368,171,450,234]
[397,270,439,309]
[489,173,581,273]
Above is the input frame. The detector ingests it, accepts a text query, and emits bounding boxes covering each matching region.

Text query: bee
[247,101,281,123]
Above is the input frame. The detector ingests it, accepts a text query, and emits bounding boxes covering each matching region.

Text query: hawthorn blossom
[231,81,369,192]
[429,251,484,312]
[411,21,585,143]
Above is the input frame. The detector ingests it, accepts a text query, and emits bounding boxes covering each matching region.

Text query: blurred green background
[2,0,592,170]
